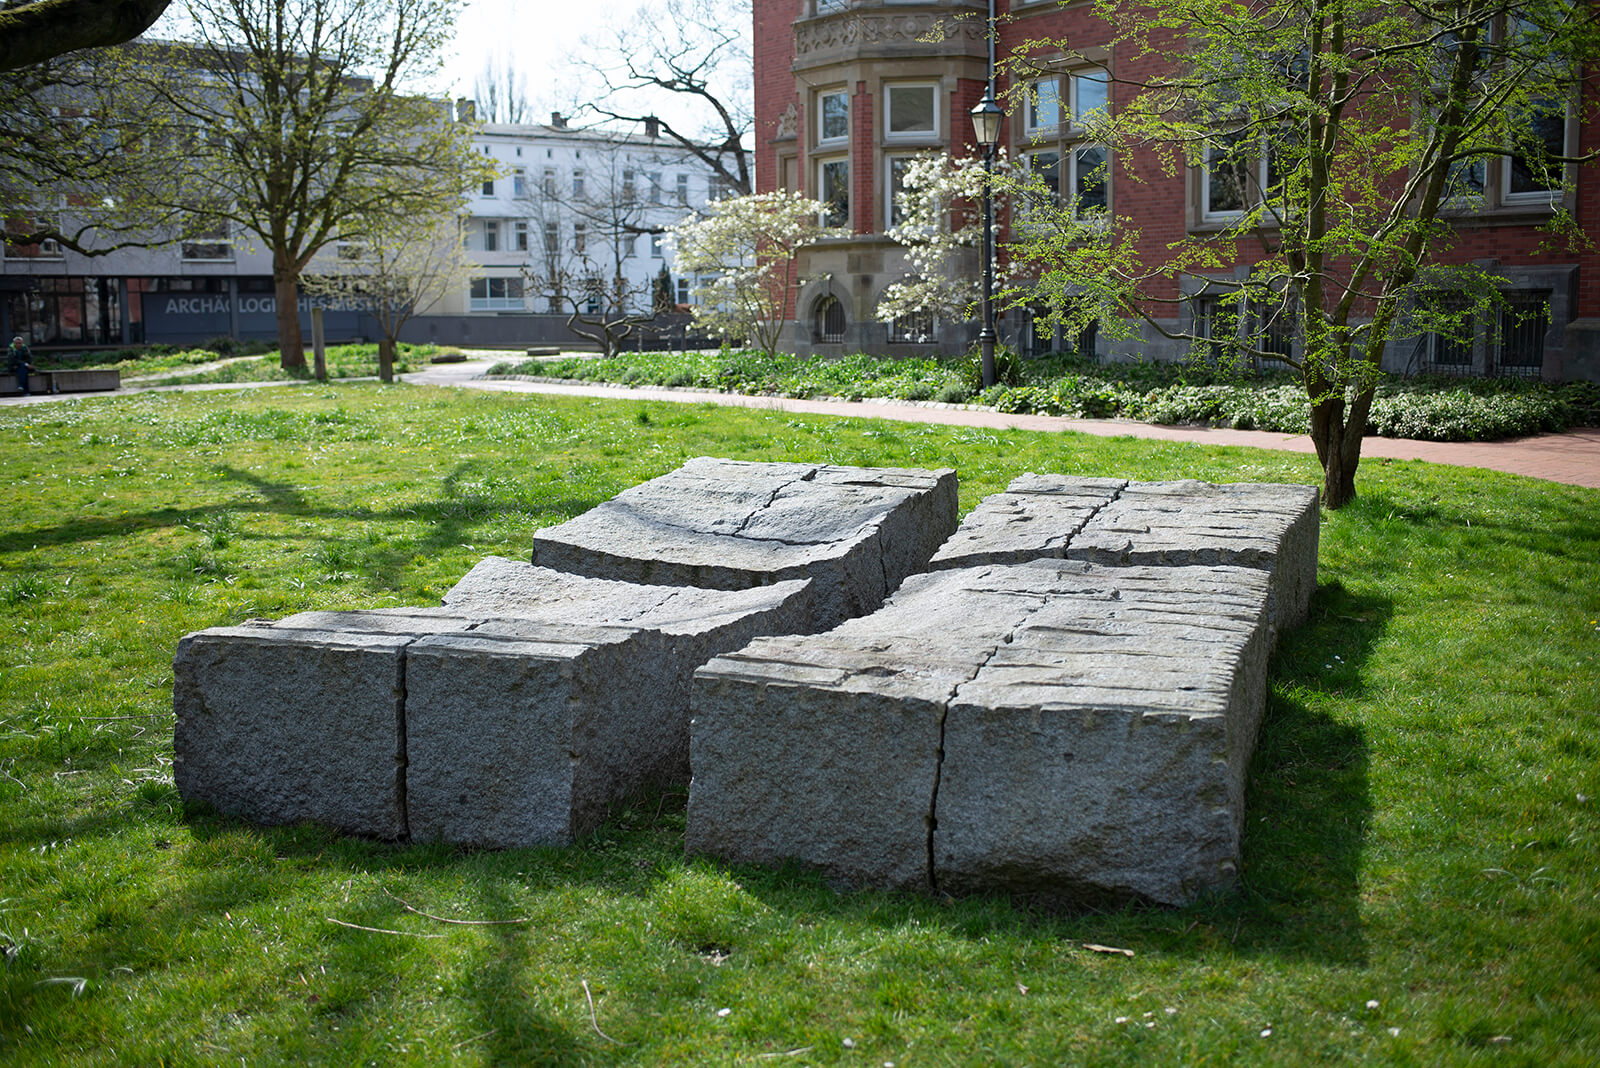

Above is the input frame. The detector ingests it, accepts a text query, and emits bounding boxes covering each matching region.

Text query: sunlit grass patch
[0,383,1595,1064]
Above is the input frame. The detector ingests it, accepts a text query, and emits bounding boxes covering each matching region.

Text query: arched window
[814,295,846,343]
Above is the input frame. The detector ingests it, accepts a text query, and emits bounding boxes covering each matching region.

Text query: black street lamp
[970,92,1002,390]
[970,0,1002,390]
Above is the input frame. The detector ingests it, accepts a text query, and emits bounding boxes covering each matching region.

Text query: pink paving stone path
[403,361,1600,491]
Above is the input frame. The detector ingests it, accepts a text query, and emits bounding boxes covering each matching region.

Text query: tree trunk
[1309,394,1360,510]
[377,337,396,384]
[273,262,306,371]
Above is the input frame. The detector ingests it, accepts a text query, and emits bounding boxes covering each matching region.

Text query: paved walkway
[3,358,1595,490]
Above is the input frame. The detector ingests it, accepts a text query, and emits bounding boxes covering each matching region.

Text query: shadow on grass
[0,460,609,570]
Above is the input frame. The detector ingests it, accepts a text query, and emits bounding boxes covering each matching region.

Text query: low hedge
[488,349,1598,443]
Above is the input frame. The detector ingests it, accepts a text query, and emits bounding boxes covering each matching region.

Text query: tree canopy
[997,0,1600,507]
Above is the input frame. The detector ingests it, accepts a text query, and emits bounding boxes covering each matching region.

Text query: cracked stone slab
[928,475,1127,570]
[174,569,809,848]
[528,457,958,631]
[687,561,1274,905]
[931,475,1318,631]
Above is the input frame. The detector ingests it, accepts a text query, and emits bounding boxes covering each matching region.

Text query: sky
[435,0,651,116]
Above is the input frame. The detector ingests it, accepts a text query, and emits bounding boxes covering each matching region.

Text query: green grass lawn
[0,383,1596,1066]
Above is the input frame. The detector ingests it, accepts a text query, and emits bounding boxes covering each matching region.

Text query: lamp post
[970,92,1002,390]
[970,0,1002,389]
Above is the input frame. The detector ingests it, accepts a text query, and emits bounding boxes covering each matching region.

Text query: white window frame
[1500,98,1569,207]
[481,219,500,252]
[512,168,528,198]
[817,156,850,228]
[180,216,233,262]
[469,276,525,312]
[514,220,529,251]
[818,89,850,145]
[885,154,920,229]
[1201,132,1266,221]
[1070,71,1109,129]
[884,83,939,142]
[1025,77,1061,135]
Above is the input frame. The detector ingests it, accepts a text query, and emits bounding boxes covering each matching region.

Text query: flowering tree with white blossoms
[670,191,829,357]
[878,152,1026,331]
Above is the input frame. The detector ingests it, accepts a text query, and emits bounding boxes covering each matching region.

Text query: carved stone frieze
[793,8,988,68]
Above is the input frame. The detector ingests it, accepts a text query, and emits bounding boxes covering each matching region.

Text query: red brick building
[753,0,1600,381]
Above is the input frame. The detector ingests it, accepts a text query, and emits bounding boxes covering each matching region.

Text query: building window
[513,168,528,198]
[819,89,849,144]
[544,221,559,256]
[677,173,690,203]
[1503,100,1567,205]
[708,175,735,201]
[650,233,664,258]
[1191,293,1243,362]
[1072,72,1109,126]
[886,155,918,228]
[1024,150,1061,207]
[646,171,662,203]
[818,158,849,228]
[887,310,934,344]
[514,220,529,251]
[1072,144,1108,217]
[1203,131,1258,219]
[622,169,636,201]
[885,84,937,140]
[676,276,692,306]
[469,277,525,311]
[481,219,499,252]
[482,178,495,196]
[623,233,637,258]
[573,222,586,254]
[1026,77,1061,133]
[1496,294,1547,377]
[814,294,846,342]
[546,168,559,196]
[180,217,232,261]
[815,0,848,12]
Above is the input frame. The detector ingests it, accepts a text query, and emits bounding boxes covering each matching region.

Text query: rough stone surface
[173,620,457,839]
[174,568,809,848]
[687,561,1273,905]
[930,475,1318,631]
[529,457,959,630]
[927,475,1126,570]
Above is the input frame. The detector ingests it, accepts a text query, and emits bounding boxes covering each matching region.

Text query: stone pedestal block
[173,619,463,839]
[931,475,1318,631]
[688,561,1274,905]
[174,568,809,847]
[529,457,958,630]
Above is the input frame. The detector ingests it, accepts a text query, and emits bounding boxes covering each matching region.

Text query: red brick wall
[754,0,1600,327]
[753,0,802,196]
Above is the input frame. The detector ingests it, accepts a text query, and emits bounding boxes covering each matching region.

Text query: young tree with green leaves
[139,0,492,371]
[670,190,827,357]
[302,211,470,383]
[1002,0,1599,508]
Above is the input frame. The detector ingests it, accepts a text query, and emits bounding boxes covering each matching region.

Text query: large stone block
[930,475,1318,631]
[529,457,958,630]
[174,567,809,848]
[173,616,470,839]
[687,561,1274,905]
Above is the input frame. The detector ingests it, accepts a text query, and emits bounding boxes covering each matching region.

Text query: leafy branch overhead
[0,0,171,71]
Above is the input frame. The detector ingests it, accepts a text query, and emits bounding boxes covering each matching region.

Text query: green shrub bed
[491,349,1599,442]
